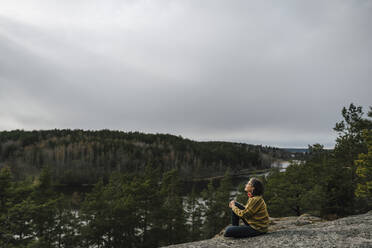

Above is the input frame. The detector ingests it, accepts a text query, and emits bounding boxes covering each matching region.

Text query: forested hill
[0,129,291,185]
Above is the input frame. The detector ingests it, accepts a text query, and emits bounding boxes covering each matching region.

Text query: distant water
[271,161,290,172]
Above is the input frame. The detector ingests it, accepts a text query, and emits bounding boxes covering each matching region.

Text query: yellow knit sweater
[231,196,270,232]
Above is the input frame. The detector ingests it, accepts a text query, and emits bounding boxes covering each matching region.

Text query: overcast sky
[0,0,371,148]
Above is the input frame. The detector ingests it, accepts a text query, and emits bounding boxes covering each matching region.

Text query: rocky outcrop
[164,211,372,248]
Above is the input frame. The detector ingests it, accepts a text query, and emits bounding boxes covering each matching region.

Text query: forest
[0,129,292,184]
[0,103,371,248]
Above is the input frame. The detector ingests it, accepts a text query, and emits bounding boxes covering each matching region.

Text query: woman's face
[245,180,254,193]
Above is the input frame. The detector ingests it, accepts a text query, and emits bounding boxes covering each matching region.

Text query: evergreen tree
[331,103,372,215]
[0,166,12,214]
[202,169,232,238]
[159,169,188,246]
[355,129,372,209]
[0,166,12,247]
[110,178,138,248]
[6,197,36,247]
[185,186,203,242]
[79,179,106,248]
[264,168,289,217]
[29,166,62,248]
[0,167,37,248]
[202,180,218,238]
[215,169,232,226]
[53,197,82,248]
[265,160,324,217]
[80,175,139,248]
[135,163,163,247]
[334,104,372,163]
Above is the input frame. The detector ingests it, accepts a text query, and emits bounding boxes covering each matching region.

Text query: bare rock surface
[163,211,372,248]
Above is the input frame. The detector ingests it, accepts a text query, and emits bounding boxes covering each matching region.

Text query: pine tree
[201,179,219,238]
[53,196,82,248]
[159,169,188,246]
[202,169,232,238]
[0,166,12,247]
[0,166,43,247]
[355,129,372,208]
[80,174,140,248]
[332,104,372,215]
[6,197,36,247]
[0,168,36,247]
[185,187,203,242]
[79,178,106,248]
[264,168,291,217]
[0,166,12,214]
[135,163,163,247]
[265,160,324,217]
[215,169,232,227]
[28,167,60,247]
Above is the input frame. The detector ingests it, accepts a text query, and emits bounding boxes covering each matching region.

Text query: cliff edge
[164,211,372,248]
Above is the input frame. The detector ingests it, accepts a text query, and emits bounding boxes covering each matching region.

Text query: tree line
[0,130,291,185]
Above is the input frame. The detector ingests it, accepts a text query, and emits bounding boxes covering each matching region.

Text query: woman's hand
[229,200,235,208]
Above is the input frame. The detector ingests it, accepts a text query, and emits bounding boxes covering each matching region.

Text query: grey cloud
[0,1,371,148]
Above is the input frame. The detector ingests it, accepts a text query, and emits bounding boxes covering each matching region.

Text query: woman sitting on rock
[224,178,269,238]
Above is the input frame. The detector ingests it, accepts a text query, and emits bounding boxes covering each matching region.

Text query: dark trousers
[224,202,264,238]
